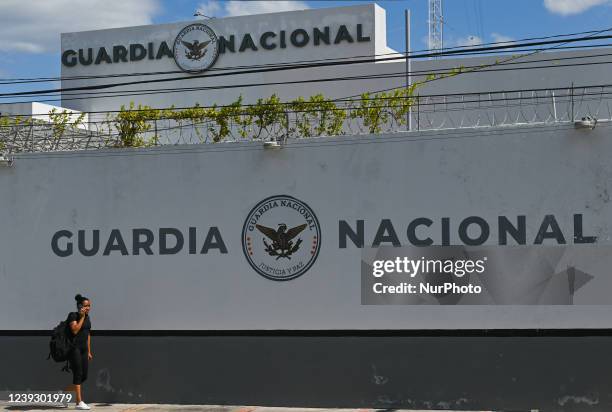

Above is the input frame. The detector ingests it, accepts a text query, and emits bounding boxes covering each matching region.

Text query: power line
[11,42,603,96]
[1,28,606,85]
[335,26,612,101]
[1,31,611,115]
[2,42,611,112]
[5,57,611,107]
[2,59,611,116]
[476,0,485,43]
[0,32,611,99]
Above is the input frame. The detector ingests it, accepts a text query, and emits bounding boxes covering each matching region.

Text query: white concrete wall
[1,124,612,330]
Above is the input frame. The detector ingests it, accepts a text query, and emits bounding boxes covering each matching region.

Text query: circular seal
[242,195,321,281]
[173,23,219,73]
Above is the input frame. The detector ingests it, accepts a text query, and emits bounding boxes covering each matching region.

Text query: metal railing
[1,85,610,154]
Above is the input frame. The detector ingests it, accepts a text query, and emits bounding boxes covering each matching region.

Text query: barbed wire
[0,85,609,154]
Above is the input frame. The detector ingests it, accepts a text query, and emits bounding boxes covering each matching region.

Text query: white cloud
[491,32,515,46]
[491,33,514,44]
[225,0,309,16]
[543,0,611,15]
[195,1,222,18]
[196,0,309,18]
[0,0,160,54]
[454,35,483,47]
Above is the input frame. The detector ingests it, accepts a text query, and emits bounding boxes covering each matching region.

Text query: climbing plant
[112,102,159,147]
[48,108,87,143]
[0,63,474,151]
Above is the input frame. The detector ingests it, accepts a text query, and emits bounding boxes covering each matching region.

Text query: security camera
[0,154,14,167]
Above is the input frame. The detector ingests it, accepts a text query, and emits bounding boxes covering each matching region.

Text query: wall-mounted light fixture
[263,140,283,150]
[574,116,598,130]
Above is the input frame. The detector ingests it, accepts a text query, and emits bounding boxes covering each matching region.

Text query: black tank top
[67,311,91,350]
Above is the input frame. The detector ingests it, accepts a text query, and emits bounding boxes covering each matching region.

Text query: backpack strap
[61,360,71,373]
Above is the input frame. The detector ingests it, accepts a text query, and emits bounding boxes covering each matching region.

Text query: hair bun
[75,294,83,301]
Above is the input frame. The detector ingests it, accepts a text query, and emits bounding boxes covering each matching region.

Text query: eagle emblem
[256,223,307,260]
[181,39,211,61]
[242,195,321,281]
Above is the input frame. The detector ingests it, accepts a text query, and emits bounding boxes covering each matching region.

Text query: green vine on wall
[48,108,87,145]
[0,66,469,150]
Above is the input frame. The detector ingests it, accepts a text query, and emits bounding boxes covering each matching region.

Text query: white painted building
[60,4,391,116]
[56,3,610,119]
[0,102,88,129]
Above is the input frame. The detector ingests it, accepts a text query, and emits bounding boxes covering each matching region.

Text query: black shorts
[68,346,88,385]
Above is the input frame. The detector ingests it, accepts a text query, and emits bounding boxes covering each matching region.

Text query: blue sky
[0,0,611,99]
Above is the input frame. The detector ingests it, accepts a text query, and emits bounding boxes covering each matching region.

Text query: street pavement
[0,403,497,412]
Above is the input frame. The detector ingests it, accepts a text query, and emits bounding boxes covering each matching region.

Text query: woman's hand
[88,352,93,360]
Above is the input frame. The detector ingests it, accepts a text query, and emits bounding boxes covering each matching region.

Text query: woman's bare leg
[63,384,82,403]
[75,384,82,403]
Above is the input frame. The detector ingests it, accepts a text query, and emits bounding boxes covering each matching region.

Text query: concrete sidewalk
[0,403,495,412]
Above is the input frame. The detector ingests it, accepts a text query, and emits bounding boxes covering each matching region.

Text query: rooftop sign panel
[60,4,384,74]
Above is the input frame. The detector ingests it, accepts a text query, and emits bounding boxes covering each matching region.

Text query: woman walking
[65,294,93,410]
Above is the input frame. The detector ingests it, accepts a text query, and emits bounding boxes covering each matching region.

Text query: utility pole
[405,9,411,131]
[428,0,443,57]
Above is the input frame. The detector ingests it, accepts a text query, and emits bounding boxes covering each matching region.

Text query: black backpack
[47,318,74,372]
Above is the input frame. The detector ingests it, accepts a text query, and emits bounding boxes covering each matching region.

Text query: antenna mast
[428,0,443,57]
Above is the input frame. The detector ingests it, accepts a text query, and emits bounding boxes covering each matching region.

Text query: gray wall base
[0,335,610,411]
